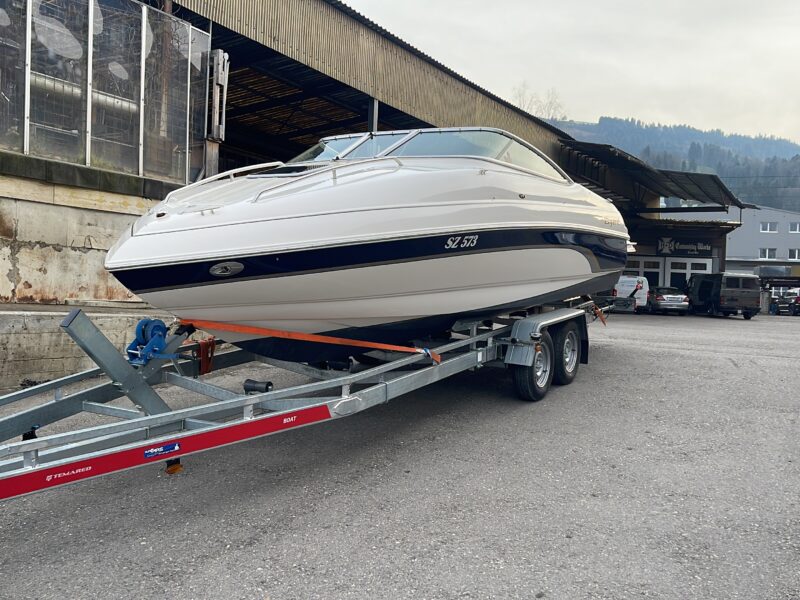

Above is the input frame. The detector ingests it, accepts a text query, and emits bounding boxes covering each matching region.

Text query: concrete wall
[0,175,157,304]
[0,309,159,394]
[0,175,161,393]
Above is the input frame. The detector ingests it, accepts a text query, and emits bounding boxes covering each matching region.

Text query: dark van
[686,273,761,319]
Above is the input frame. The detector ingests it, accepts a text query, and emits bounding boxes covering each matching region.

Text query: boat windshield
[287,135,363,163]
[387,130,566,181]
[344,132,409,159]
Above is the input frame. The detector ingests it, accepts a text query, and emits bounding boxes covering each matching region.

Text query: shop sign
[656,237,712,257]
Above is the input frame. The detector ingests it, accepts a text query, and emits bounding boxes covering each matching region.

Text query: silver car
[647,286,690,315]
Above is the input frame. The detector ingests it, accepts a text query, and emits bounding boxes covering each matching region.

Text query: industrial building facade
[0,0,210,182]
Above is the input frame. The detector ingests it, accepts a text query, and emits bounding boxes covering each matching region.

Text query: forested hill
[553,117,800,212]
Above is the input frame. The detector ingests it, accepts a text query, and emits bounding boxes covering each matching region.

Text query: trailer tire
[552,321,581,386]
[512,331,554,401]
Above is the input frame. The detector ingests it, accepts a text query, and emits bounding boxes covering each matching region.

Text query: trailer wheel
[552,322,581,386]
[512,331,554,401]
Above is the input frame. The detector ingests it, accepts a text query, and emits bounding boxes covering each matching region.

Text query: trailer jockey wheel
[512,331,554,401]
[552,322,581,386]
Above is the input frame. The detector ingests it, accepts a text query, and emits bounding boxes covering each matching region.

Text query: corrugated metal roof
[175,0,571,160]
[561,140,743,208]
[320,0,572,142]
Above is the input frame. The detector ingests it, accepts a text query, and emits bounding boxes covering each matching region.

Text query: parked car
[646,286,689,315]
[774,291,800,315]
[685,272,761,319]
[611,275,650,313]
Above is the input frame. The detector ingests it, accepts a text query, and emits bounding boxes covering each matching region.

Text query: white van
[612,275,650,313]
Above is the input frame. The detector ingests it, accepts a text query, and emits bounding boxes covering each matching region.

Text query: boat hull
[119,233,625,362]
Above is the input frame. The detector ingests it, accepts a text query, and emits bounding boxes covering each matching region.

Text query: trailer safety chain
[178,319,442,364]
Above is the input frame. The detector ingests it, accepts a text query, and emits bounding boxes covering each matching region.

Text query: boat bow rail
[163,161,285,204]
[0,305,602,502]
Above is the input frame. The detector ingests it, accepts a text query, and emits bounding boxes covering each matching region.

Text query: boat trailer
[0,304,602,502]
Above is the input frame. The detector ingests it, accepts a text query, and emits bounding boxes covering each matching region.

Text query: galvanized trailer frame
[0,306,595,501]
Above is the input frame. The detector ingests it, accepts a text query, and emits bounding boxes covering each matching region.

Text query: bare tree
[538,88,567,121]
[512,81,538,113]
[512,82,567,121]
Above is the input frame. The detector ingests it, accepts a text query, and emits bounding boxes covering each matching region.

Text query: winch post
[61,310,173,415]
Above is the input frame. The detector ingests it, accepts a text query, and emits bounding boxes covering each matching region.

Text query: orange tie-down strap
[179,319,442,364]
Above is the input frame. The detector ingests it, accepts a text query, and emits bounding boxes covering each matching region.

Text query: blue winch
[126,318,177,365]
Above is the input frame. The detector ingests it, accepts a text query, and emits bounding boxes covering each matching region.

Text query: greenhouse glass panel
[142,7,188,182]
[188,27,209,182]
[90,0,141,173]
[29,0,89,162]
[0,0,26,152]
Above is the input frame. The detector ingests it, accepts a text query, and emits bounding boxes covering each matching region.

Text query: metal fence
[0,0,209,183]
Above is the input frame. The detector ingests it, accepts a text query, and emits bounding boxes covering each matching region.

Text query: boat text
[445,235,479,249]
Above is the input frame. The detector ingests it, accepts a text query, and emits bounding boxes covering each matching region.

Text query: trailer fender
[504,310,589,367]
[504,319,539,367]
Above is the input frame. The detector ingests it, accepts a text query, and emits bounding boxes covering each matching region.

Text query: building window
[759,248,777,259]
[772,286,788,298]
[789,249,800,261]
[29,0,90,163]
[790,222,800,233]
[760,222,778,233]
[0,0,26,152]
[0,1,210,183]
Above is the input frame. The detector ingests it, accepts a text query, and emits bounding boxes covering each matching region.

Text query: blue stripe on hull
[110,228,627,294]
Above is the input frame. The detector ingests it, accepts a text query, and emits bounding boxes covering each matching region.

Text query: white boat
[106,127,629,362]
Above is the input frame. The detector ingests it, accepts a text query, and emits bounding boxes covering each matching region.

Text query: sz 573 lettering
[444,235,479,249]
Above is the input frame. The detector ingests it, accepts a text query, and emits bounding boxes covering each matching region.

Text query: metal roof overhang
[210,24,431,162]
[626,216,741,234]
[560,140,744,210]
[173,0,572,165]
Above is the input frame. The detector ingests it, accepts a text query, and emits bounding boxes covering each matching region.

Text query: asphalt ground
[1,313,798,600]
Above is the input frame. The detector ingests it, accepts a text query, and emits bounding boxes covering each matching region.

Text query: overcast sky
[343,1,800,143]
